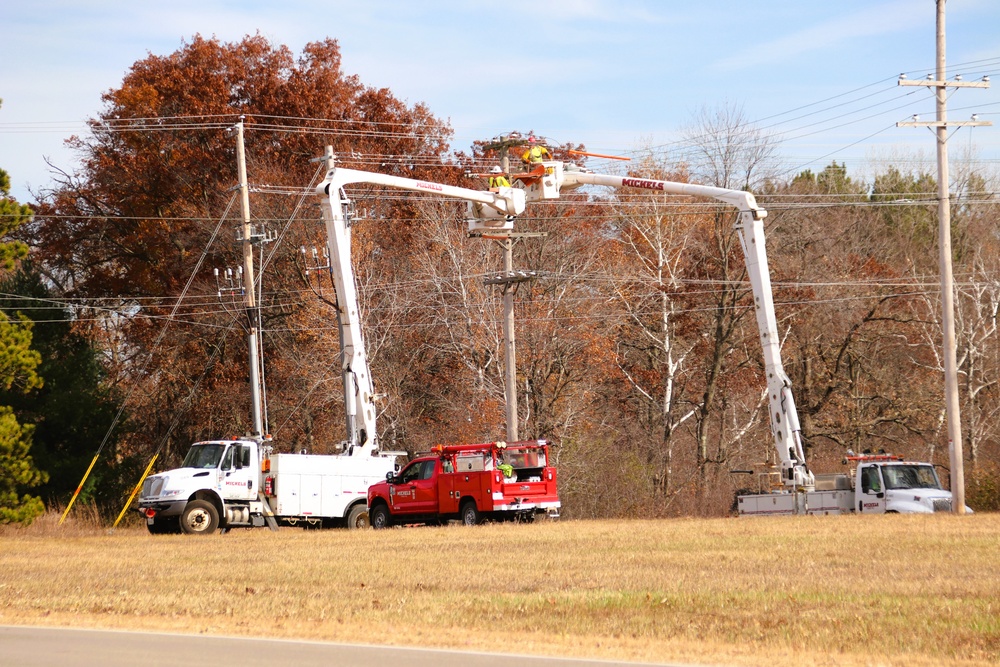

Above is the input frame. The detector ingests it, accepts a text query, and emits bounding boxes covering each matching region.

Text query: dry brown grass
[1,513,997,666]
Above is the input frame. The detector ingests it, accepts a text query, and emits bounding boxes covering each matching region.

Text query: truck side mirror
[385,471,395,483]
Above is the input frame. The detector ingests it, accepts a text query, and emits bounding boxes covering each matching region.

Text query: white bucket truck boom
[516,159,812,491]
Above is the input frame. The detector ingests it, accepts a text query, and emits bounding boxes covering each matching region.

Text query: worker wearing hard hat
[488,165,511,189]
[521,136,550,164]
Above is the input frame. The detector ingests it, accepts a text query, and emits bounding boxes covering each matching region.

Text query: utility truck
[367,440,560,527]
[138,438,395,533]
[505,152,966,517]
[737,452,969,516]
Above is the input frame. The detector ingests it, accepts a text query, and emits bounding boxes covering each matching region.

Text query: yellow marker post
[58,453,100,525]
[112,454,159,529]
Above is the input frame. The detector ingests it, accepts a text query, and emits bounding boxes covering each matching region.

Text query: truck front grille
[932,498,952,512]
[142,477,165,498]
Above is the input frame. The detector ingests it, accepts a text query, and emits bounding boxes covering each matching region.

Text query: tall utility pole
[479,133,542,443]
[236,119,264,438]
[499,143,518,442]
[897,0,991,514]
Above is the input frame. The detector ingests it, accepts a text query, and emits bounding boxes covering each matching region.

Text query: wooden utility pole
[235,119,264,438]
[500,156,517,442]
[482,242,542,443]
[479,134,543,443]
[897,0,991,513]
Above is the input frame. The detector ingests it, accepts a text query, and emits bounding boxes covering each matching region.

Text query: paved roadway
[0,626,685,667]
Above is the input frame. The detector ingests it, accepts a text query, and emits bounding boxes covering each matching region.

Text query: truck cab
[367,440,560,528]
[138,439,262,534]
[855,460,962,514]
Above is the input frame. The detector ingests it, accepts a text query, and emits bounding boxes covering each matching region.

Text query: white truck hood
[885,487,961,513]
[141,467,214,499]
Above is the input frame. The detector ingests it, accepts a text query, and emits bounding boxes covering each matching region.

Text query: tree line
[2,36,997,524]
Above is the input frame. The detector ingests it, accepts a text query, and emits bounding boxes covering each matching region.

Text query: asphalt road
[0,626,684,667]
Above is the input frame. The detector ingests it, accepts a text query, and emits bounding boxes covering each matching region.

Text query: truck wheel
[460,500,480,526]
[180,500,220,535]
[370,503,391,529]
[347,504,370,529]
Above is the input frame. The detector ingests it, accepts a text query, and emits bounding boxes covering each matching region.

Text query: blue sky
[2,0,998,203]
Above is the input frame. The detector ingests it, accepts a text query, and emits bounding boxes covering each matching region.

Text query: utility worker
[521,136,550,164]
[488,165,510,188]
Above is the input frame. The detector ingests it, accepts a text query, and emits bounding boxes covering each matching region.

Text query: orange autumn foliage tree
[23,35,457,468]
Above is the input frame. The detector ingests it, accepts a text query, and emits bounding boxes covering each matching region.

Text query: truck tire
[370,503,391,529]
[347,503,370,529]
[180,500,220,535]
[460,500,480,526]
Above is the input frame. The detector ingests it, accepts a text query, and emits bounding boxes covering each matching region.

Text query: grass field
[1,512,997,667]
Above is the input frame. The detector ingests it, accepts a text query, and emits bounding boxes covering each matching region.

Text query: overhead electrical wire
[59,192,241,523]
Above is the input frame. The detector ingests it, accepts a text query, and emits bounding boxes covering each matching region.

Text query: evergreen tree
[0,144,47,524]
[0,264,130,510]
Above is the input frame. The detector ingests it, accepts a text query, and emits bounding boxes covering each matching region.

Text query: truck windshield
[882,465,941,490]
[182,444,227,469]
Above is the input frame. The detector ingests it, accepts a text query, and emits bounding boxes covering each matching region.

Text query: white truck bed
[738,489,855,516]
[269,453,392,518]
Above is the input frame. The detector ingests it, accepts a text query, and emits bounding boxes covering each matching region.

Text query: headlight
[161,489,183,497]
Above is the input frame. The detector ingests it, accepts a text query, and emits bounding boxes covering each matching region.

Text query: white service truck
[738,452,969,516]
[138,439,395,533]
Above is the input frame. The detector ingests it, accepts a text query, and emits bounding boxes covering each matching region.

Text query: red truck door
[389,459,439,515]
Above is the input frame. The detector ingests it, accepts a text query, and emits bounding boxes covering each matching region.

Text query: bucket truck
[514,157,963,516]
[138,154,531,534]
[513,159,813,491]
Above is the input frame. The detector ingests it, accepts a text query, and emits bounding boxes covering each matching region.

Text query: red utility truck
[367,440,560,527]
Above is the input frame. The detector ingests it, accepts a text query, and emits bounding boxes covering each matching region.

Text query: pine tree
[0,127,47,524]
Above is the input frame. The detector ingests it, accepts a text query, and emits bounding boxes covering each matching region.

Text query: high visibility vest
[522,145,549,163]
[489,175,510,188]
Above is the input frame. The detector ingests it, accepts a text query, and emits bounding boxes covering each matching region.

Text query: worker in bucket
[488,165,510,189]
[521,136,550,164]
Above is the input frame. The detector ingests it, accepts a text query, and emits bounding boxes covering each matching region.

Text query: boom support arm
[315,162,525,455]
[555,166,813,490]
